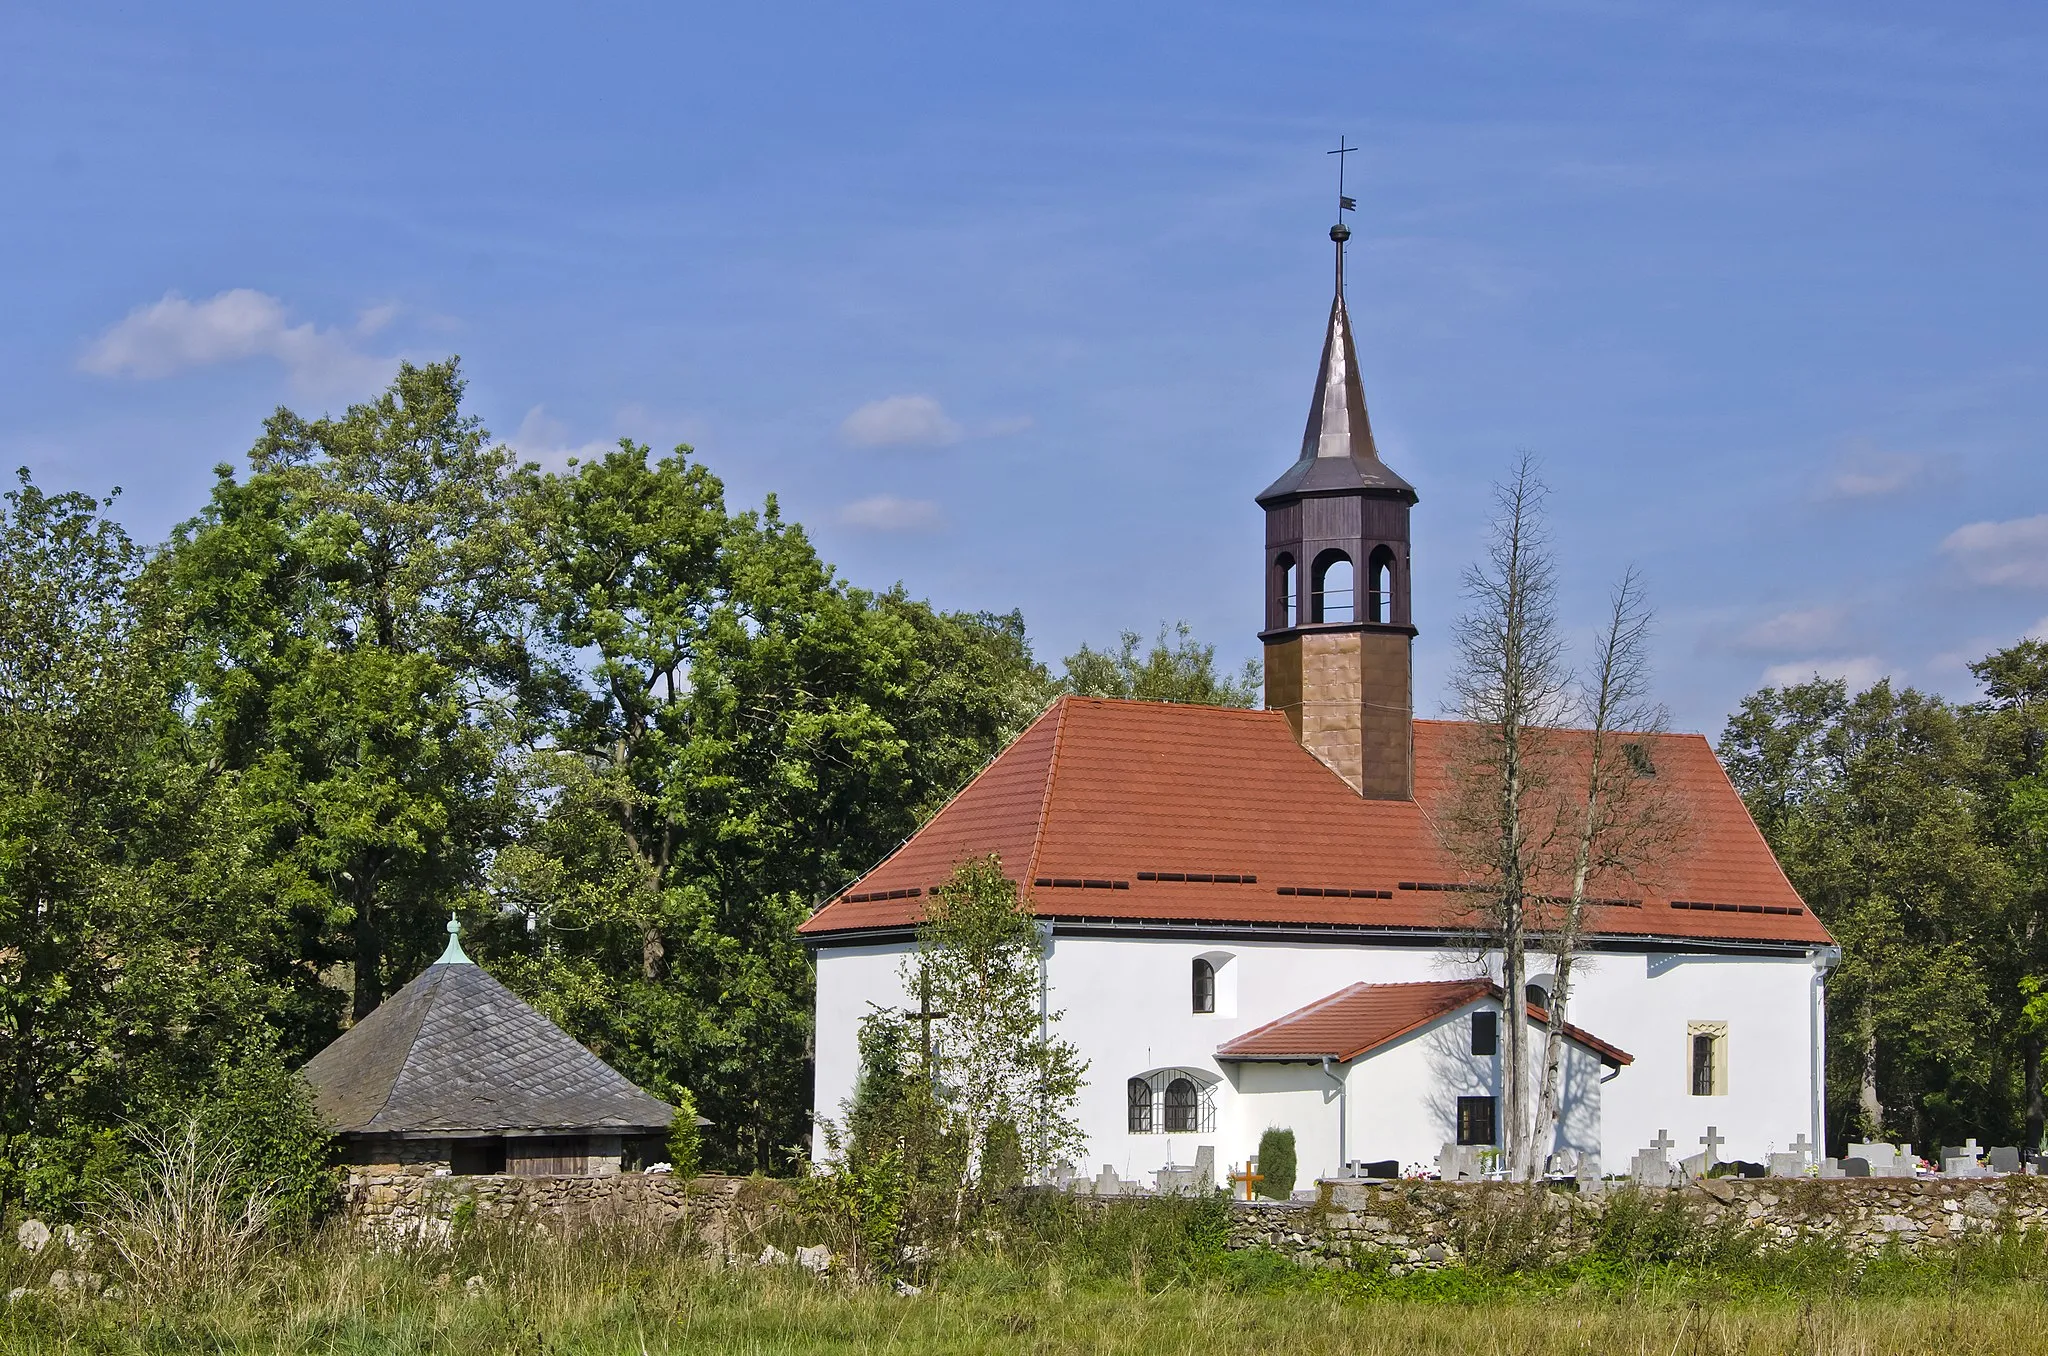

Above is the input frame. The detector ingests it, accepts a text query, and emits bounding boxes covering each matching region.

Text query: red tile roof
[798,695,1831,948]
[1214,980,1633,1068]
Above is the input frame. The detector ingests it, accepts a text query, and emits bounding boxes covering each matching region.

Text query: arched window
[1192,958,1215,1013]
[1311,551,1353,624]
[1367,545,1396,624]
[1276,554,1298,628]
[1127,1077,1154,1133]
[1525,981,1550,1009]
[1164,1077,1199,1133]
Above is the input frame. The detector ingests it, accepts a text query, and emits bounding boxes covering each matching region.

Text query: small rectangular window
[1470,1010,1498,1056]
[1456,1096,1497,1147]
[451,1137,506,1175]
[1688,1022,1728,1096]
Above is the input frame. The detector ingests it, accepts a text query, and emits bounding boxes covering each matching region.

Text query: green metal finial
[436,912,472,965]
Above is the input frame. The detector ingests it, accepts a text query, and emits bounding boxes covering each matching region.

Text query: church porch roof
[1214,978,1633,1069]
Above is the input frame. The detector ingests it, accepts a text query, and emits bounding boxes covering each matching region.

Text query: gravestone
[1678,1152,1706,1179]
[1988,1146,2022,1174]
[1356,1159,1399,1180]
[1438,1143,1482,1181]
[1848,1143,1906,1177]
[1842,1157,1871,1178]
[1819,1157,1845,1179]
[1698,1126,1725,1171]
[1768,1152,1808,1178]
[1575,1153,1605,1197]
[1942,1138,1984,1177]
[1053,1161,1076,1189]
[1630,1130,1678,1187]
[1729,1160,1766,1179]
[1192,1146,1216,1192]
[1154,1161,1195,1194]
[1093,1165,1121,1196]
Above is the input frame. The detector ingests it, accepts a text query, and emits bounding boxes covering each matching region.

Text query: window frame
[1470,1010,1498,1057]
[1455,1095,1498,1147]
[1192,958,1216,1014]
[1686,1021,1729,1096]
[1127,1076,1154,1133]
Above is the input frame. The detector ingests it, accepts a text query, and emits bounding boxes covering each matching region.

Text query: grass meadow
[7,1193,2048,1354]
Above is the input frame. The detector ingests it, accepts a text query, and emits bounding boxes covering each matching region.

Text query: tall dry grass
[83,1114,289,1306]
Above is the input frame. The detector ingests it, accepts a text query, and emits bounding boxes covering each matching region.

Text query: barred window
[1126,1068,1217,1134]
[1164,1078,1198,1133]
[1127,1077,1153,1133]
[1456,1095,1497,1147]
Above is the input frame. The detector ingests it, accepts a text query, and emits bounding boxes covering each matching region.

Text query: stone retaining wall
[342,1171,784,1256]
[1225,1176,2048,1274]
[341,1168,2048,1274]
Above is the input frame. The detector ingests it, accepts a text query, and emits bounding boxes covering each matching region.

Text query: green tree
[0,471,305,1214]
[486,442,1051,1171]
[1721,676,2009,1150]
[902,857,1087,1221]
[166,359,534,1033]
[1061,621,1258,706]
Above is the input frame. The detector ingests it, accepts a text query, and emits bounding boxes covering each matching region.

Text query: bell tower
[1257,205,1417,800]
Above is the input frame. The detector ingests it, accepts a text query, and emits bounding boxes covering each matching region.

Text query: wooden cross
[1230,1163,1265,1202]
[1649,1129,1675,1156]
[1700,1126,1725,1164]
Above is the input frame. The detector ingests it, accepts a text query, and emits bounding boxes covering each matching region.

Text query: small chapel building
[801,218,1836,1185]
[302,919,677,1178]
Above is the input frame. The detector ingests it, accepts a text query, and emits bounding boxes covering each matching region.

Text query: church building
[801,218,1836,1185]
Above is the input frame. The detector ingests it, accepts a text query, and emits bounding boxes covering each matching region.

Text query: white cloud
[1819,446,1921,500]
[1942,514,2048,588]
[2028,617,2048,642]
[840,395,961,448]
[80,289,390,394]
[1761,656,1888,690]
[510,406,617,471]
[1732,606,1849,654]
[837,495,943,533]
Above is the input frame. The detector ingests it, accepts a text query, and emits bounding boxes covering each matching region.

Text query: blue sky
[6,1,2045,735]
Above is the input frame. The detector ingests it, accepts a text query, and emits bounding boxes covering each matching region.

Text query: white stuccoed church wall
[811,931,1820,1181]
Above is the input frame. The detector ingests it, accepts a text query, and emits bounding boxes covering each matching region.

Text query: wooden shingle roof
[798,695,1830,948]
[301,957,674,1138]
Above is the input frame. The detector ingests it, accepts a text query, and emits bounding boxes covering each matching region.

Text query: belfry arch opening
[1275,554,1298,628]
[1311,550,1353,624]
[1367,545,1396,624]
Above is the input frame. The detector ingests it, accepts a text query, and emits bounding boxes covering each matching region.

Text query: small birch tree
[903,856,1087,1219]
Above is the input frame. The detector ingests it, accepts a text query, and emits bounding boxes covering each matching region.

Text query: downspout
[1810,945,1841,1160]
[1320,1056,1347,1178]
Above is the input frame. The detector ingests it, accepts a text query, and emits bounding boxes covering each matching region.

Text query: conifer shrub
[666,1089,703,1178]
[1256,1128,1296,1200]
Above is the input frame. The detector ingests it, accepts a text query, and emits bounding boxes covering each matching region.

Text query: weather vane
[1328,136,1358,223]
[1327,136,1357,293]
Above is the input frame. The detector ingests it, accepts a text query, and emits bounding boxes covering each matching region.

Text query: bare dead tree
[1529,567,1685,1168]
[1437,455,1571,1181]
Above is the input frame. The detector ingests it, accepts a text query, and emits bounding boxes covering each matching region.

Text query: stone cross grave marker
[1193,1145,1216,1192]
[1789,1134,1812,1165]
[1093,1165,1121,1196]
[1699,1126,1725,1168]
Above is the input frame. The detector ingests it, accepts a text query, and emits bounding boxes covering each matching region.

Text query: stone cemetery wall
[341,1170,784,1255]
[1224,1176,2048,1274]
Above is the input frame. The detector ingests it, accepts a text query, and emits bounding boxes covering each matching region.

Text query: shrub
[1256,1128,1296,1200]
[667,1088,703,1178]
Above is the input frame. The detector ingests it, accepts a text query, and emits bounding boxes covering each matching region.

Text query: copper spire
[1300,224,1377,462]
[1256,187,1415,505]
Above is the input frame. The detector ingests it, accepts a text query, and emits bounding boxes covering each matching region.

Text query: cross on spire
[1326,136,1358,297]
